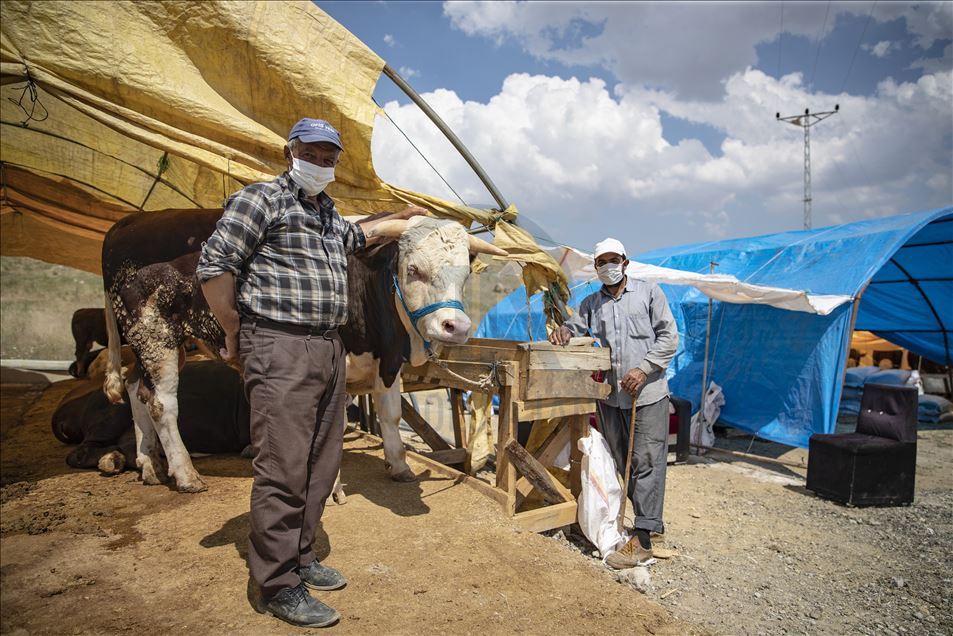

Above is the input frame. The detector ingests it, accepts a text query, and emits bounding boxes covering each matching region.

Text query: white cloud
[383,33,395,47]
[398,66,420,79]
[864,40,897,58]
[443,1,952,100]
[371,68,952,251]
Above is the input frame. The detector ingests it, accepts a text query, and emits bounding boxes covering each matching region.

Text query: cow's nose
[441,317,472,338]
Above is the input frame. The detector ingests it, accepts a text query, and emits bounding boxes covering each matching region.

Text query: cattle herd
[58,210,506,496]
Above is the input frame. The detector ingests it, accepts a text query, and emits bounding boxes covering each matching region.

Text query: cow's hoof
[332,490,347,505]
[97,451,126,475]
[176,477,208,493]
[390,469,417,482]
[140,464,167,485]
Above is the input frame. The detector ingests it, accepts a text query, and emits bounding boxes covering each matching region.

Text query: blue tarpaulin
[476,207,953,448]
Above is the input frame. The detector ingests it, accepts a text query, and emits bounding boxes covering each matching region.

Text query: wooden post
[368,395,380,437]
[569,413,590,498]
[449,389,471,474]
[495,364,518,516]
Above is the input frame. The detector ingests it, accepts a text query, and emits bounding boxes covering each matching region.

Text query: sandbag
[577,428,628,558]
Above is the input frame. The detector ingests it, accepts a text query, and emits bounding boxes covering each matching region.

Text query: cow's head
[380,217,506,365]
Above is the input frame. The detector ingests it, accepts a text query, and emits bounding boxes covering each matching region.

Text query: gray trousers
[598,397,669,534]
[239,321,346,599]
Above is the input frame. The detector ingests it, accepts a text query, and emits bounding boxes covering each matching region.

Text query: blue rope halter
[392,273,465,351]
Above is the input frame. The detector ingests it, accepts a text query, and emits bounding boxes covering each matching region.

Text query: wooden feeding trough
[399,337,611,533]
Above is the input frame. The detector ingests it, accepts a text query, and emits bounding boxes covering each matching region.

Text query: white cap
[594,238,626,259]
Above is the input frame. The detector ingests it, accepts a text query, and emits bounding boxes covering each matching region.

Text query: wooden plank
[505,439,573,505]
[512,501,578,533]
[422,448,468,466]
[450,389,466,448]
[521,369,612,400]
[495,380,518,516]
[440,343,522,364]
[400,397,452,452]
[516,337,597,351]
[400,380,442,393]
[354,431,510,509]
[569,414,590,498]
[517,398,599,421]
[526,349,611,372]
[514,422,572,501]
[403,360,512,391]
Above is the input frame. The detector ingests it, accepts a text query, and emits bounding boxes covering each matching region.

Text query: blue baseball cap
[287,118,343,150]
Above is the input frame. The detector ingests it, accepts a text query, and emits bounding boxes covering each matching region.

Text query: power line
[809,1,832,92]
[776,1,785,80]
[372,96,469,207]
[839,1,877,94]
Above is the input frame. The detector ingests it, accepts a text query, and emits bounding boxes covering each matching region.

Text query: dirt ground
[0,380,698,636]
[2,378,951,636]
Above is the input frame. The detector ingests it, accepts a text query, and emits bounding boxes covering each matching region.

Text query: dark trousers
[239,321,345,599]
[598,397,669,535]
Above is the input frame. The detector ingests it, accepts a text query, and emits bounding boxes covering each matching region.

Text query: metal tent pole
[382,65,510,213]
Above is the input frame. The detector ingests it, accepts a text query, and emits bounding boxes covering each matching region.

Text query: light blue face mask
[290,158,335,196]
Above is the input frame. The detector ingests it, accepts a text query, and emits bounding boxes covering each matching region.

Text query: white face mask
[290,157,335,196]
[596,262,625,286]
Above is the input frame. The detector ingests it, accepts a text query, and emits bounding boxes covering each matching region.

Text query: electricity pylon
[777,105,839,230]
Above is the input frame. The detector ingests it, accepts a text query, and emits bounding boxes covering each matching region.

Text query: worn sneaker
[256,583,340,628]
[299,560,347,591]
[605,536,654,570]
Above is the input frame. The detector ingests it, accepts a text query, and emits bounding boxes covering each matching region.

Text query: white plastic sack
[691,382,724,453]
[577,428,629,558]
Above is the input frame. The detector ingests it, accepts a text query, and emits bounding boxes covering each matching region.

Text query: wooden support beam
[353,431,509,509]
[421,448,468,466]
[495,380,518,515]
[400,397,452,452]
[368,395,380,437]
[449,389,472,474]
[569,414,590,498]
[450,389,466,448]
[505,439,573,505]
[514,423,572,502]
[512,501,578,533]
[517,397,599,421]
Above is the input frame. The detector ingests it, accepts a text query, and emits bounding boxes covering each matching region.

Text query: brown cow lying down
[53,360,251,475]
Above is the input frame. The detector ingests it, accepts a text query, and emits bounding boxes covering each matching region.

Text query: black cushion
[809,432,906,456]
[856,383,918,443]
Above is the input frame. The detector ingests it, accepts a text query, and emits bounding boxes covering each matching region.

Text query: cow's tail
[103,293,125,404]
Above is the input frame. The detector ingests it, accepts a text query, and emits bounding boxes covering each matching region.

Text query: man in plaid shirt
[198,118,424,628]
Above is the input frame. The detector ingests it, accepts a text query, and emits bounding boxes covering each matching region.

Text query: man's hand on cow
[548,325,573,346]
[393,205,429,220]
[219,331,242,373]
[621,368,648,397]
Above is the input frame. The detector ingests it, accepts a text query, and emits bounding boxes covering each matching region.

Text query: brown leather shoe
[605,536,653,569]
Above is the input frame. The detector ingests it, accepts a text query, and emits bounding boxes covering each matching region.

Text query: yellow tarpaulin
[0,0,566,301]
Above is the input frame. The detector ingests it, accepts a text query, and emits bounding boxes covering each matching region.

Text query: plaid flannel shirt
[196,173,365,328]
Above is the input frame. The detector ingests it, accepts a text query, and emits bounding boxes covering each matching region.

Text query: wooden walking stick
[616,404,638,534]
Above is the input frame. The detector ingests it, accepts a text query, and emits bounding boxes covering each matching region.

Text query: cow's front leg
[331,471,346,504]
[374,386,416,482]
[126,378,166,485]
[148,349,207,493]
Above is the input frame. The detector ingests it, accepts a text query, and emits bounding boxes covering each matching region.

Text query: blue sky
[319,1,952,254]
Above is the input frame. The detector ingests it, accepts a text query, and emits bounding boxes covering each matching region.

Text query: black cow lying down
[53,360,250,474]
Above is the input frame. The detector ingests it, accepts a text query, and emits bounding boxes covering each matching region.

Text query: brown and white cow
[101,210,504,492]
